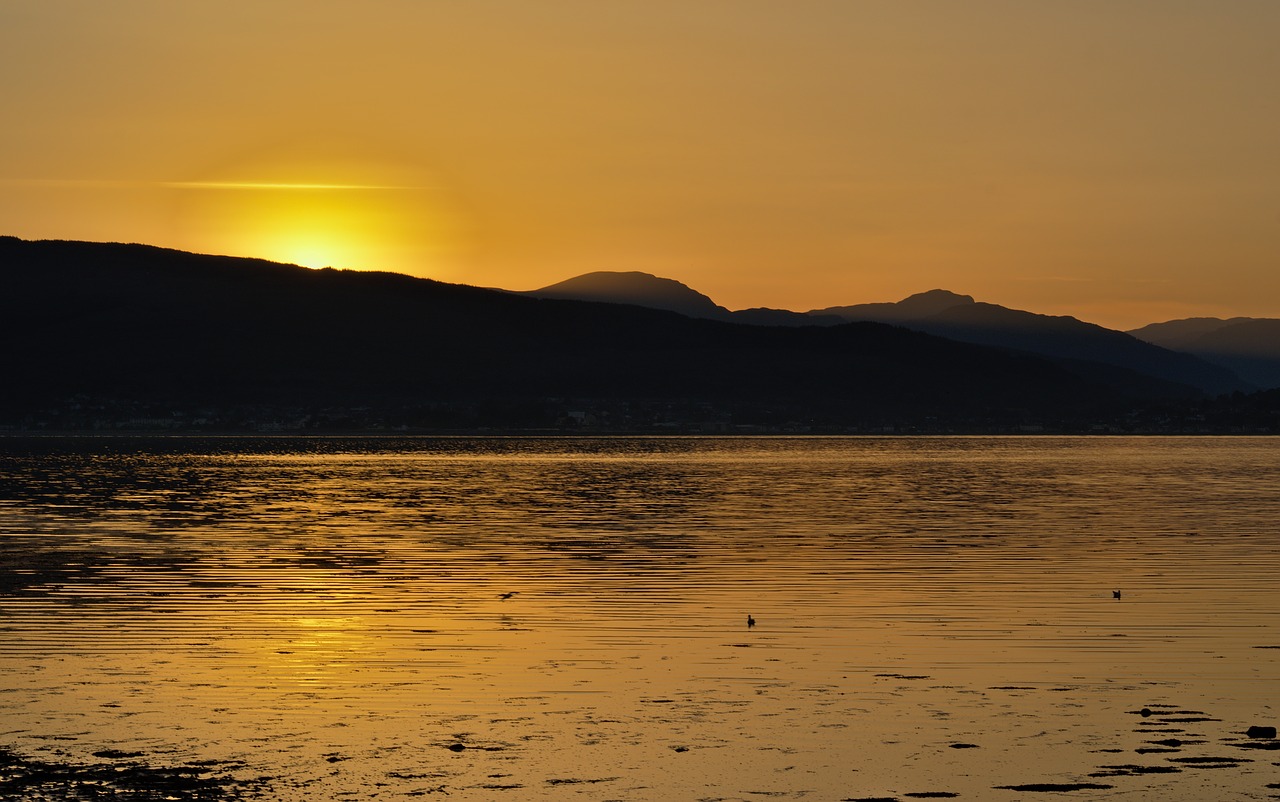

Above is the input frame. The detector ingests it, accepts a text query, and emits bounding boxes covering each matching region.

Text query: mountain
[814,289,976,324]
[0,237,1207,432]
[811,290,1249,396]
[526,271,842,327]
[529,271,731,320]
[1131,318,1280,389]
[527,272,1247,396]
[1127,318,1243,351]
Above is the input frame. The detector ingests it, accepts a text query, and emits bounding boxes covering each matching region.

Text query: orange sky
[3,1,1278,330]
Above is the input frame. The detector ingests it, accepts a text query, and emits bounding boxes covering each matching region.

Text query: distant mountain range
[3,237,1277,433]
[529,274,1270,394]
[527,271,842,327]
[1129,318,1280,390]
[812,290,1248,395]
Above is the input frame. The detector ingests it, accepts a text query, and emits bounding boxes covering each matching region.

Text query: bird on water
[747,614,756,628]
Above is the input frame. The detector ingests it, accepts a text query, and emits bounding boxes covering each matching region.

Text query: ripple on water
[1,436,1279,800]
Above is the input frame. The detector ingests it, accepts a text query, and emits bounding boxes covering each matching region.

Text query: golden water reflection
[1,437,1278,800]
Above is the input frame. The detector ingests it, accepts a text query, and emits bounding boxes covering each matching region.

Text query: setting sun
[214,185,401,270]
[177,181,462,277]
[166,146,466,278]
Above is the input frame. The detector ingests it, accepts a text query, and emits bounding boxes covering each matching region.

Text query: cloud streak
[1,178,418,191]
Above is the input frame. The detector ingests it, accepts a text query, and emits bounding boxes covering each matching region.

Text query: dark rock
[1090,765,1182,777]
[948,743,979,749]
[447,743,467,752]
[994,782,1114,791]
[1167,756,1250,764]
[1232,740,1280,750]
[0,747,267,799]
[91,749,144,759]
[1246,725,1276,738]
[1159,717,1220,723]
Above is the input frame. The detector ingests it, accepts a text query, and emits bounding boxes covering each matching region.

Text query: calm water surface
[1,436,1278,800]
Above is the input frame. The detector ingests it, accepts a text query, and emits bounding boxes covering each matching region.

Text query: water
[1,436,1278,800]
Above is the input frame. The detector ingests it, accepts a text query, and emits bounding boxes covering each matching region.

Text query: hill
[524,270,1247,396]
[813,289,976,324]
[0,237,1210,432]
[810,291,1248,396]
[1131,317,1280,389]
[526,271,840,327]
[528,271,732,319]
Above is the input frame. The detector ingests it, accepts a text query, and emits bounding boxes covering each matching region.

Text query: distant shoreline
[2,428,1276,438]
[6,238,1277,441]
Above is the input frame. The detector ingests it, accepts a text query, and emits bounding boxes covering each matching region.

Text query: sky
[3,1,1278,330]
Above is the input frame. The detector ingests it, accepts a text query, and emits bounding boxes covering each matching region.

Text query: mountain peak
[527,270,729,319]
[897,289,975,316]
[809,289,974,324]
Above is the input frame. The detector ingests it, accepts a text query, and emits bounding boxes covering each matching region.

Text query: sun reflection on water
[0,437,1278,800]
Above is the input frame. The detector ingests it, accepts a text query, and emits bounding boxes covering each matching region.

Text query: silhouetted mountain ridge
[813,290,1249,395]
[906,301,1244,396]
[814,289,976,322]
[529,271,730,319]
[0,237,1221,432]
[1131,317,1280,389]
[523,269,1247,395]
[527,270,842,327]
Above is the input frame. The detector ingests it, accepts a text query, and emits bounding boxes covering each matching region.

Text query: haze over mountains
[3,237,1278,434]
[1130,318,1280,390]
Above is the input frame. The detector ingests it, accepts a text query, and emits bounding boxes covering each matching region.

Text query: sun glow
[173,149,465,278]
[241,186,397,270]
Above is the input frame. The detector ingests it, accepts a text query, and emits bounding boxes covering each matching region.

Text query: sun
[241,186,392,270]
[173,148,464,279]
